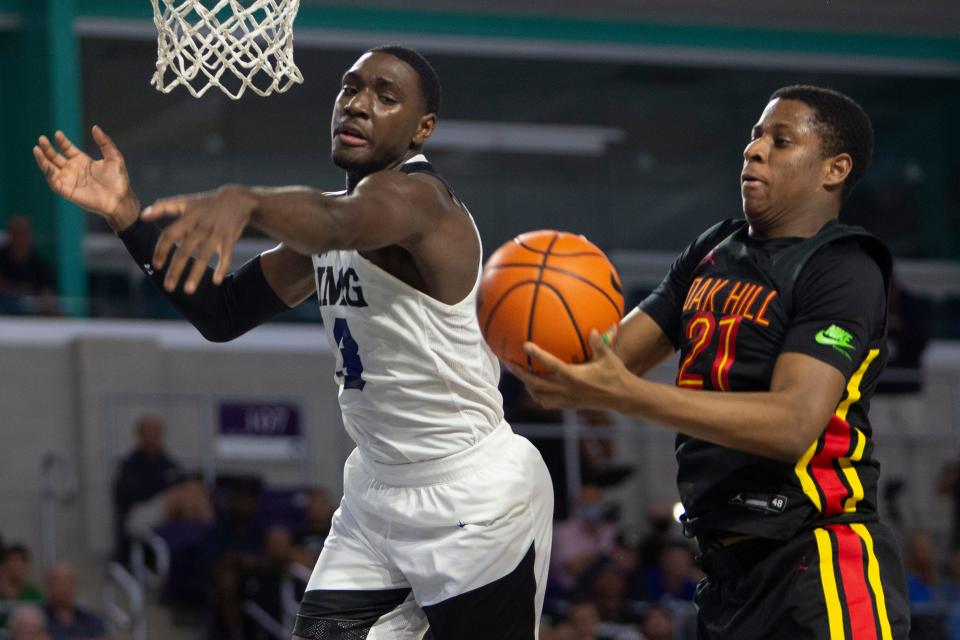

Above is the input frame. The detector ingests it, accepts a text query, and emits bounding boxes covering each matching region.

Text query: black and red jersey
[640,219,892,540]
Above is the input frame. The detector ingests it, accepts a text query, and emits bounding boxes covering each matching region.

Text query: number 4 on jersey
[333,318,366,391]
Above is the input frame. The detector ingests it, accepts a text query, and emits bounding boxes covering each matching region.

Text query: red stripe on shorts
[829,524,878,640]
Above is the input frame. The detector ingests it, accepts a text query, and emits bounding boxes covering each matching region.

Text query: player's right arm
[33,126,316,340]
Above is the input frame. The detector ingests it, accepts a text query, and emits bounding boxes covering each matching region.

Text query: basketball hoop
[150,0,304,99]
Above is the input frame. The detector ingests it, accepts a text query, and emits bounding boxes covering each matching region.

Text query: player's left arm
[140,170,448,294]
[512,242,887,463]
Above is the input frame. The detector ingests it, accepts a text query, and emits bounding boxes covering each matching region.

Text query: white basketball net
[150,0,304,99]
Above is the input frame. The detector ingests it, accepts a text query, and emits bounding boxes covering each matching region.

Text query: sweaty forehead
[345,52,418,89]
[757,98,817,132]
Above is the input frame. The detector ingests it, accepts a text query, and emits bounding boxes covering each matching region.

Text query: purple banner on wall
[217,402,304,459]
[219,402,300,437]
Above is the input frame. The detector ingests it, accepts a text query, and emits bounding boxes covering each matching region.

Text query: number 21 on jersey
[333,318,366,390]
[676,312,743,391]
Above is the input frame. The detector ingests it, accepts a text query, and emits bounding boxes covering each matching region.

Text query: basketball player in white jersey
[34,46,553,639]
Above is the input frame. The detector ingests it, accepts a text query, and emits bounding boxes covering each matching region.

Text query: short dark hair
[770,85,873,201]
[368,45,441,116]
[2,543,30,562]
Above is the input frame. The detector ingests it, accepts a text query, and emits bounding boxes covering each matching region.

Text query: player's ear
[412,113,436,147]
[823,152,852,190]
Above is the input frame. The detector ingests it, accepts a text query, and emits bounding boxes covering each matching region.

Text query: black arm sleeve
[117,217,293,342]
[638,219,744,348]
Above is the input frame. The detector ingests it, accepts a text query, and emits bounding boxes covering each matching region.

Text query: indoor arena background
[0,1,959,638]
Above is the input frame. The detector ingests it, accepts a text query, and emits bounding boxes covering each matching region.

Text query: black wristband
[117,216,164,275]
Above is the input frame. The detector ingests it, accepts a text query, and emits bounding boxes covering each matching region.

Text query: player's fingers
[54,130,82,159]
[142,198,185,222]
[602,322,620,346]
[184,244,215,295]
[532,390,568,410]
[33,146,57,181]
[523,342,566,375]
[38,136,67,168]
[504,362,535,382]
[212,242,234,286]
[152,217,189,270]
[587,329,613,362]
[92,125,122,161]
[163,232,202,292]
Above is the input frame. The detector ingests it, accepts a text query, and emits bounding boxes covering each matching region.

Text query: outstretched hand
[142,186,257,294]
[506,327,633,411]
[33,126,139,229]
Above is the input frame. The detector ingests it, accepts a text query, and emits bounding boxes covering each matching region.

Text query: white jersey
[312,155,504,464]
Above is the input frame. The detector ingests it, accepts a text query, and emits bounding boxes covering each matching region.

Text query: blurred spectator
[939,456,960,571]
[242,525,296,634]
[292,489,334,569]
[639,605,673,640]
[0,216,57,298]
[551,485,618,593]
[574,410,632,489]
[125,477,214,540]
[559,600,642,640]
[573,558,641,626]
[203,476,266,640]
[113,415,184,559]
[905,530,956,640]
[8,604,51,640]
[1,543,43,602]
[42,562,110,640]
[906,531,957,602]
[635,542,699,604]
[0,543,43,633]
[637,506,676,572]
[567,601,602,640]
[877,278,929,394]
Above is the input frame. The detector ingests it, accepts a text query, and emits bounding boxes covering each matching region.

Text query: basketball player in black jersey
[512,86,910,638]
[35,46,554,640]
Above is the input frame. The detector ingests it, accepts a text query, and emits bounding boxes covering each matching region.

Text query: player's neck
[344,150,423,192]
[748,204,839,240]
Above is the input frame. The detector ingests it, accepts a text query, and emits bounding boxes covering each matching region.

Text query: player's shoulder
[357,167,457,213]
[806,225,891,286]
[696,218,746,245]
[797,233,888,303]
[684,218,746,258]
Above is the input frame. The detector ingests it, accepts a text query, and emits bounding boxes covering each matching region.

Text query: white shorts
[298,421,554,639]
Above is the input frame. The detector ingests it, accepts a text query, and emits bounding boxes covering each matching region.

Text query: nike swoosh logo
[815,330,854,350]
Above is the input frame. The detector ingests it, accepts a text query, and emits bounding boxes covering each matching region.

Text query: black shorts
[695,521,910,640]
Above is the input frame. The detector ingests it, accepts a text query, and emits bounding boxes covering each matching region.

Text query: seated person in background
[1,543,43,602]
[634,542,699,604]
[43,562,110,640]
[113,415,184,557]
[572,557,642,626]
[0,215,57,299]
[905,530,957,603]
[0,543,43,632]
[8,604,51,640]
[124,475,214,539]
[242,525,296,631]
[202,476,265,640]
[639,605,674,640]
[551,485,618,594]
[292,489,334,569]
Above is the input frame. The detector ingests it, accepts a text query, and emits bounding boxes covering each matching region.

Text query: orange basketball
[478,230,624,370]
